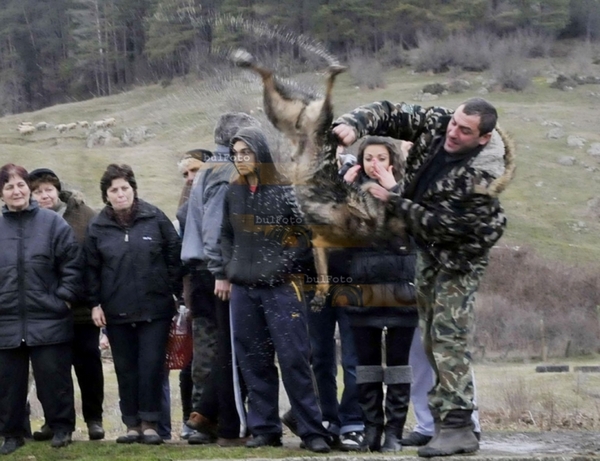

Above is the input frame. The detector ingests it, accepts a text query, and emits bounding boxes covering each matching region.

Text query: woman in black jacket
[338,136,418,452]
[29,168,105,442]
[0,164,80,455]
[85,164,182,445]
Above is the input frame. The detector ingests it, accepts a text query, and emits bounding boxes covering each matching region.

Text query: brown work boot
[186,412,218,436]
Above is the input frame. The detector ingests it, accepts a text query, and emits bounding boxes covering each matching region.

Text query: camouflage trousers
[415,250,488,420]
[191,316,218,411]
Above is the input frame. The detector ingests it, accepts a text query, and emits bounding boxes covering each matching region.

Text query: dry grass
[24,356,600,440]
[476,359,600,432]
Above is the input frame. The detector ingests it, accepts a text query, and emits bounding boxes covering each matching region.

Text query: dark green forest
[0,0,599,114]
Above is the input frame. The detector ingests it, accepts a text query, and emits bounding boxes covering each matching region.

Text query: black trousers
[106,318,171,427]
[195,269,246,439]
[352,326,414,367]
[72,323,104,423]
[0,343,75,437]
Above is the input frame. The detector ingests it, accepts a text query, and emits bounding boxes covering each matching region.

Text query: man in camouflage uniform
[333,98,515,457]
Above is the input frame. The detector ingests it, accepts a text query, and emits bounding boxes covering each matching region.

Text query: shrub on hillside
[490,41,531,91]
[348,55,386,90]
[413,29,550,76]
[375,43,409,68]
[475,245,600,358]
[447,79,471,94]
[422,83,446,95]
[414,31,493,73]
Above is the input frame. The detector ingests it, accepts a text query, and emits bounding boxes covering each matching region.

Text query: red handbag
[165,306,193,370]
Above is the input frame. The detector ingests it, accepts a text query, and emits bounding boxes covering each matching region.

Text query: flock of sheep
[16,118,117,135]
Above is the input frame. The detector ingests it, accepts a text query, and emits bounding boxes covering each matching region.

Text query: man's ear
[478,132,492,146]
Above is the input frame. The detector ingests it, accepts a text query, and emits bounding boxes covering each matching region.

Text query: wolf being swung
[231,50,514,310]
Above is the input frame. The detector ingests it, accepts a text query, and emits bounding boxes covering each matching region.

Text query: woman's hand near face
[343,164,362,184]
[91,305,106,327]
[372,162,397,190]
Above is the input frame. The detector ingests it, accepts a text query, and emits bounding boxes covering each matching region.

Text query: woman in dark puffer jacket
[85,164,182,445]
[0,164,80,455]
[29,168,105,442]
[337,136,418,453]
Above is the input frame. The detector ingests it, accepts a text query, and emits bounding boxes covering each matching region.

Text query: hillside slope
[1,65,599,265]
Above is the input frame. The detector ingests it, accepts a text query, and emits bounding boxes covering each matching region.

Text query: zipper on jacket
[124,229,129,242]
[17,213,27,342]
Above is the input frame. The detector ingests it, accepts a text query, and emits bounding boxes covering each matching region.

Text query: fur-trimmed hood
[470,126,516,197]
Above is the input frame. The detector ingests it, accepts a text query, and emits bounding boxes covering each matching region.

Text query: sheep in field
[18,125,36,135]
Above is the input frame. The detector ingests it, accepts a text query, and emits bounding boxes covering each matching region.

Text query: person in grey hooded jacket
[181,112,259,445]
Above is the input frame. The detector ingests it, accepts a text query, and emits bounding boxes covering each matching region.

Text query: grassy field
[1,58,599,266]
[2,55,600,459]
[13,355,600,460]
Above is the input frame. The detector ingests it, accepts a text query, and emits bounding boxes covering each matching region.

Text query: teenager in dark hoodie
[220,126,331,453]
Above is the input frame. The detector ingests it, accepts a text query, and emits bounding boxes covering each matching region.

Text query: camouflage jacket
[334,101,516,272]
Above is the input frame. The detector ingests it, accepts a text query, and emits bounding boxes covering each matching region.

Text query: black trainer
[246,433,283,448]
[340,431,367,452]
[51,431,72,448]
[0,437,25,455]
[302,436,331,453]
[399,431,432,446]
[280,410,299,436]
[33,424,54,441]
[188,430,216,445]
[87,421,105,440]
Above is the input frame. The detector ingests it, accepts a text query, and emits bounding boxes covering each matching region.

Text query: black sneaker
[51,431,72,448]
[0,437,25,455]
[188,430,216,445]
[33,424,54,441]
[280,410,299,436]
[399,431,433,446]
[87,421,105,440]
[302,436,330,453]
[340,431,367,452]
[246,433,282,448]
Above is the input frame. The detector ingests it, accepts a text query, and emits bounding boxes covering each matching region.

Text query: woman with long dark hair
[339,136,418,452]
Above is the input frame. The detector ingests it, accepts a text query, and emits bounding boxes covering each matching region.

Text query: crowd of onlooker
[0,95,509,458]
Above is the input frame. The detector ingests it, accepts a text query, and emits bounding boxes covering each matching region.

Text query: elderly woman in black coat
[85,164,182,445]
[0,163,80,455]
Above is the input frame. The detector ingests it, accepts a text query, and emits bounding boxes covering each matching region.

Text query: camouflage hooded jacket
[334,101,516,272]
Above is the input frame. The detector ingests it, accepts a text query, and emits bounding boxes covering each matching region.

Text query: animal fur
[232,49,404,309]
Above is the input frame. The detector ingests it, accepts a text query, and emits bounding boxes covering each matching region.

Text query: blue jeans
[307,304,363,435]
[157,372,171,439]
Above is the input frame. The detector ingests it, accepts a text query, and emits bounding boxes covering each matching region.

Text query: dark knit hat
[28,168,61,192]
[213,112,261,147]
